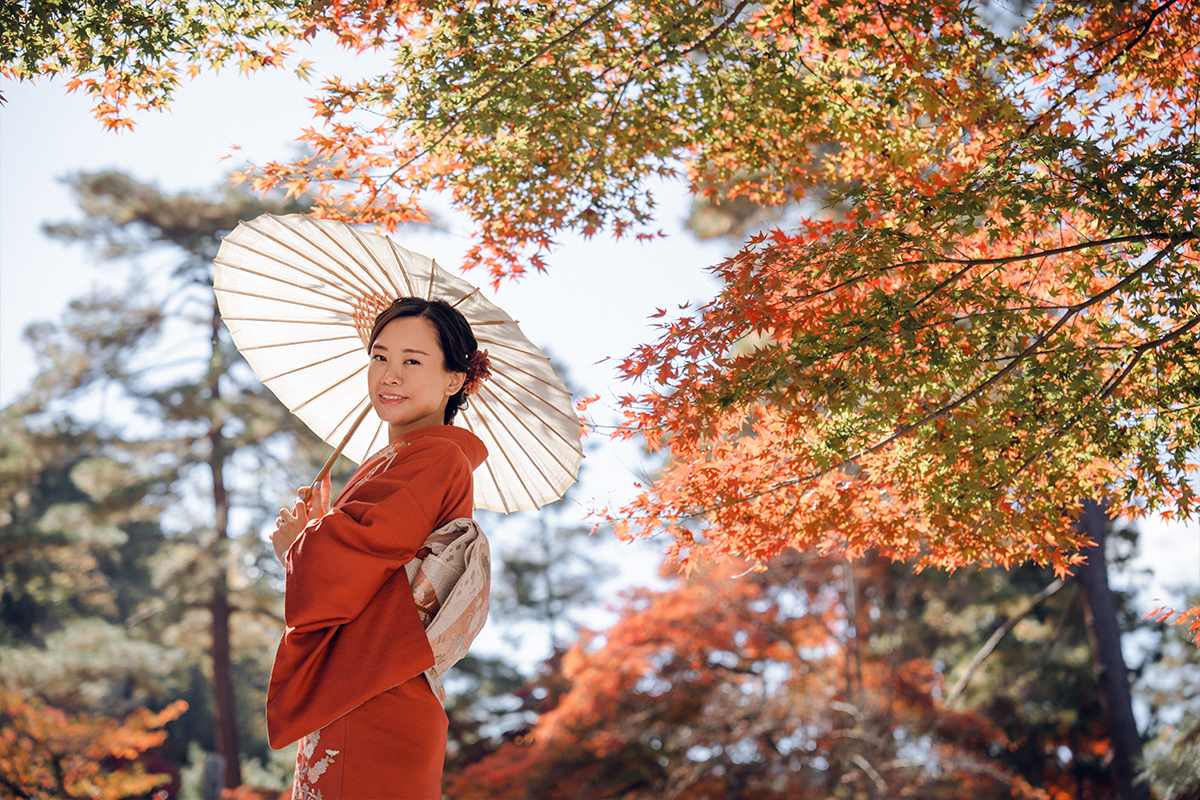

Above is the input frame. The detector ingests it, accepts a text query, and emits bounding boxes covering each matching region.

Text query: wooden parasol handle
[302,403,373,503]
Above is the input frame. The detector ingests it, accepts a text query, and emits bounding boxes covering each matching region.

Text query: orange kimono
[268,425,488,800]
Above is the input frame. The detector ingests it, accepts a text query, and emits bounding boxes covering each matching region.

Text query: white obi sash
[403,518,490,704]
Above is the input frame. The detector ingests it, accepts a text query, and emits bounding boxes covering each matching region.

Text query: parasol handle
[303,403,373,503]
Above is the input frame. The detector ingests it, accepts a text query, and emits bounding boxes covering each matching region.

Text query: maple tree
[225,0,1200,584]
[0,689,185,800]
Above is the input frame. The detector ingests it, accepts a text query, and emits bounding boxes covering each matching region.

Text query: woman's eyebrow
[372,343,434,355]
[371,344,431,355]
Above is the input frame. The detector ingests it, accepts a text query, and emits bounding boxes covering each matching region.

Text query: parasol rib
[258,345,364,382]
[473,384,579,473]
[459,413,514,513]
[444,287,475,309]
[484,369,569,419]
[218,240,370,302]
[470,404,541,508]
[367,418,386,457]
[473,336,553,360]
[304,218,397,301]
[238,333,362,352]
[467,392,560,490]
[261,216,388,300]
[386,239,419,297]
[217,286,355,317]
[222,316,350,326]
[329,395,372,434]
[239,216,383,300]
[290,362,368,413]
[213,256,354,307]
[345,224,405,300]
[451,288,479,310]
[485,352,569,393]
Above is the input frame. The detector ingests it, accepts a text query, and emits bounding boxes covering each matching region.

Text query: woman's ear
[447,371,466,395]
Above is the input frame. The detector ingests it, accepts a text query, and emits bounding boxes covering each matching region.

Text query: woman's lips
[377,393,405,405]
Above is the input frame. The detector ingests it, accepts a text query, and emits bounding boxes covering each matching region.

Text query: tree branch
[827,239,1184,462]
[679,0,751,57]
[664,242,1188,518]
[944,577,1068,707]
[988,309,1200,494]
[851,752,888,795]
[1021,0,1181,137]
[781,231,1192,307]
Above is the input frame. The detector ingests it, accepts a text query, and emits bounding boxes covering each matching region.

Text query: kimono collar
[396,424,488,471]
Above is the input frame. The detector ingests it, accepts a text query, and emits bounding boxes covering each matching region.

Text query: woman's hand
[272,476,331,563]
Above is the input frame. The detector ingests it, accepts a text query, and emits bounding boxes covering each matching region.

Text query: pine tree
[15,171,329,789]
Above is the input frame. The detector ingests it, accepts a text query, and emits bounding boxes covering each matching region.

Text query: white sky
[1,39,1196,657]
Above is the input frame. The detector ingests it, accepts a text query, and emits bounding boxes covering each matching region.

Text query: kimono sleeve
[283,442,473,633]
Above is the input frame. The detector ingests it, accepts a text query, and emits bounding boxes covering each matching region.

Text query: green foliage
[0,0,298,127]
[0,399,168,643]
[1141,710,1200,800]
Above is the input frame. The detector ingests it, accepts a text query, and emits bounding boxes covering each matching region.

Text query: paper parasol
[212,213,582,512]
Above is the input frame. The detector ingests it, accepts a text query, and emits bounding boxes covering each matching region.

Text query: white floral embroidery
[306,749,339,785]
[299,730,318,761]
[293,729,339,800]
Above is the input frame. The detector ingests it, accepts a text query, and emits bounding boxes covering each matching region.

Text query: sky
[2,38,1197,664]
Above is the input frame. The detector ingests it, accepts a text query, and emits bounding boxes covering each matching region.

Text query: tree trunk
[210,560,241,789]
[209,304,243,789]
[1075,498,1147,800]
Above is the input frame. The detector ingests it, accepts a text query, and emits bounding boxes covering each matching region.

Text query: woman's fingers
[272,515,298,562]
[271,498,310,562]
[293,497,309,525]
[272,480,331,563]
[316,475,332,515]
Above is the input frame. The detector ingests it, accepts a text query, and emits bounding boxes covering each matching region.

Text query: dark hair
[367,297,478,424]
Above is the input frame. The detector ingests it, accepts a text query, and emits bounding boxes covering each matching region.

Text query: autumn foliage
[460,556,1142,800]
[0,690,185,799]
[601,1,1200,579]
[435,516,1158,798]
[444,555,1112,800]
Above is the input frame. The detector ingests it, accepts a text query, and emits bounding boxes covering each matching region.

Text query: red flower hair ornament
[462,349,492,396]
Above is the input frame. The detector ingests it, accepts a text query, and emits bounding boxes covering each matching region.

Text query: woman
[268,297,490,800]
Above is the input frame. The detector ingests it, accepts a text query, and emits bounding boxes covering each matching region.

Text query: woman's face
[368,316,465,439]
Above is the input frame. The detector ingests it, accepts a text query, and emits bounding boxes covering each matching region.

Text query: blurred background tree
[1,171,329,791]
[445,523,1196,800]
